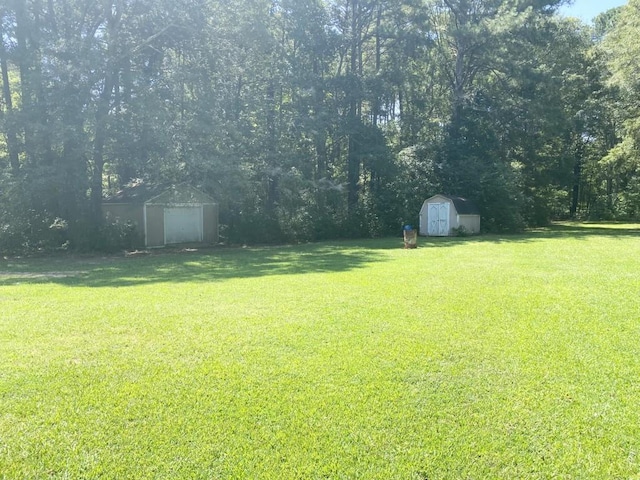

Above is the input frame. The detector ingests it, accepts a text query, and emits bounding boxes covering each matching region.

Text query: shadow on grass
[542,222,640,237]
[418,222,640,248]
[0,241,394,288]
[1,223,638,287]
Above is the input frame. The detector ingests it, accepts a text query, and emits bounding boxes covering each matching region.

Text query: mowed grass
[1,223,640,479]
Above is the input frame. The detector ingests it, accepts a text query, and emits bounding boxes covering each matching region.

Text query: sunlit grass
[2,224,640,478]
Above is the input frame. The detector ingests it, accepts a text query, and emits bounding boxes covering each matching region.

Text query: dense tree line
[0,0,639,252]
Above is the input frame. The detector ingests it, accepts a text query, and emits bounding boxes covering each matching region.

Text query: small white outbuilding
[419,194,480,236]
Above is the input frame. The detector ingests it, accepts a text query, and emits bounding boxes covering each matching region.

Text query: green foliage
[92,221,144,253]
[450,225,469,236]
[0,208,67,254]
[391,145,441,225]
[0,173,72,254]
[591,0,640,221]
[2,0,640,250]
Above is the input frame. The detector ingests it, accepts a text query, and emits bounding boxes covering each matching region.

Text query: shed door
[428,202,450,236]
[164,206,203,244]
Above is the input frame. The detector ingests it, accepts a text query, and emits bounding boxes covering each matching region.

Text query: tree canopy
[1,0,639,252]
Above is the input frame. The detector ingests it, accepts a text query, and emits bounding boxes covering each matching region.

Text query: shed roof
[146,184,216,205]
[103,182,216,205]
[427,194,480,215]
[446,195,480,215]
[103,180,165,204]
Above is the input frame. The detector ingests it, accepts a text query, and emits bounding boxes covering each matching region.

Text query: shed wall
[145,205,165,247]
[203,204,219,243]
[146,203,218,246]
[430,195,459,231]
[420,196,457,236]
[458,215,480,234]
[102,204,144,228]
[419,195,481,236]
[448,200,459,231]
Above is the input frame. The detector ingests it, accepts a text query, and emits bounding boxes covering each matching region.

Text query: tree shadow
[415,222,640,248]
[539,222,640,237]
[1,223,637,287]
[0,241,392,288]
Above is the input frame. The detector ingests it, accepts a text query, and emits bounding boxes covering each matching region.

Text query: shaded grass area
[0,239,396,287]
[1,221,637,287]
[1,223,640,478]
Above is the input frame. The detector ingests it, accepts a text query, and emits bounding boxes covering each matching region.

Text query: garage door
[164,206,203,244]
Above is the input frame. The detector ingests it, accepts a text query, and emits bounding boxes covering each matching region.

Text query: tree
[597,0,640,218]
[4,0,639,253]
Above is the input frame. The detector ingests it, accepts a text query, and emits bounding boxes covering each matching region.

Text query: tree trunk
[91,6,121,223]
[570,137,583,218]
[91,75,115,223]
[0,18,20,175]
[14,0,36,166]
[347,0,361,215]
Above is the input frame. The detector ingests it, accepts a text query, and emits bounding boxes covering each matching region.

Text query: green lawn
[2,223,640,479]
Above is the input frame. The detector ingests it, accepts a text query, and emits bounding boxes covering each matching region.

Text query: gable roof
[103,182,216,205]
[146,184,216,205]
[445,195,480,215]
[425,194,480,215]
[102,180,165,204]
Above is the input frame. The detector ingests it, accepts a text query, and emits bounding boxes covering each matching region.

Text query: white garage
[419,195,480,236]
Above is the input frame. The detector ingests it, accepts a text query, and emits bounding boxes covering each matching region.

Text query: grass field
[1,223,640,479]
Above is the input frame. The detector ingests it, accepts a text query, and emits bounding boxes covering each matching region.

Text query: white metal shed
[419,195,480,236]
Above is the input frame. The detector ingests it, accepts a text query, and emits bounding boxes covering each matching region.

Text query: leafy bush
[93,221,143,253]
[451,225,470,237]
